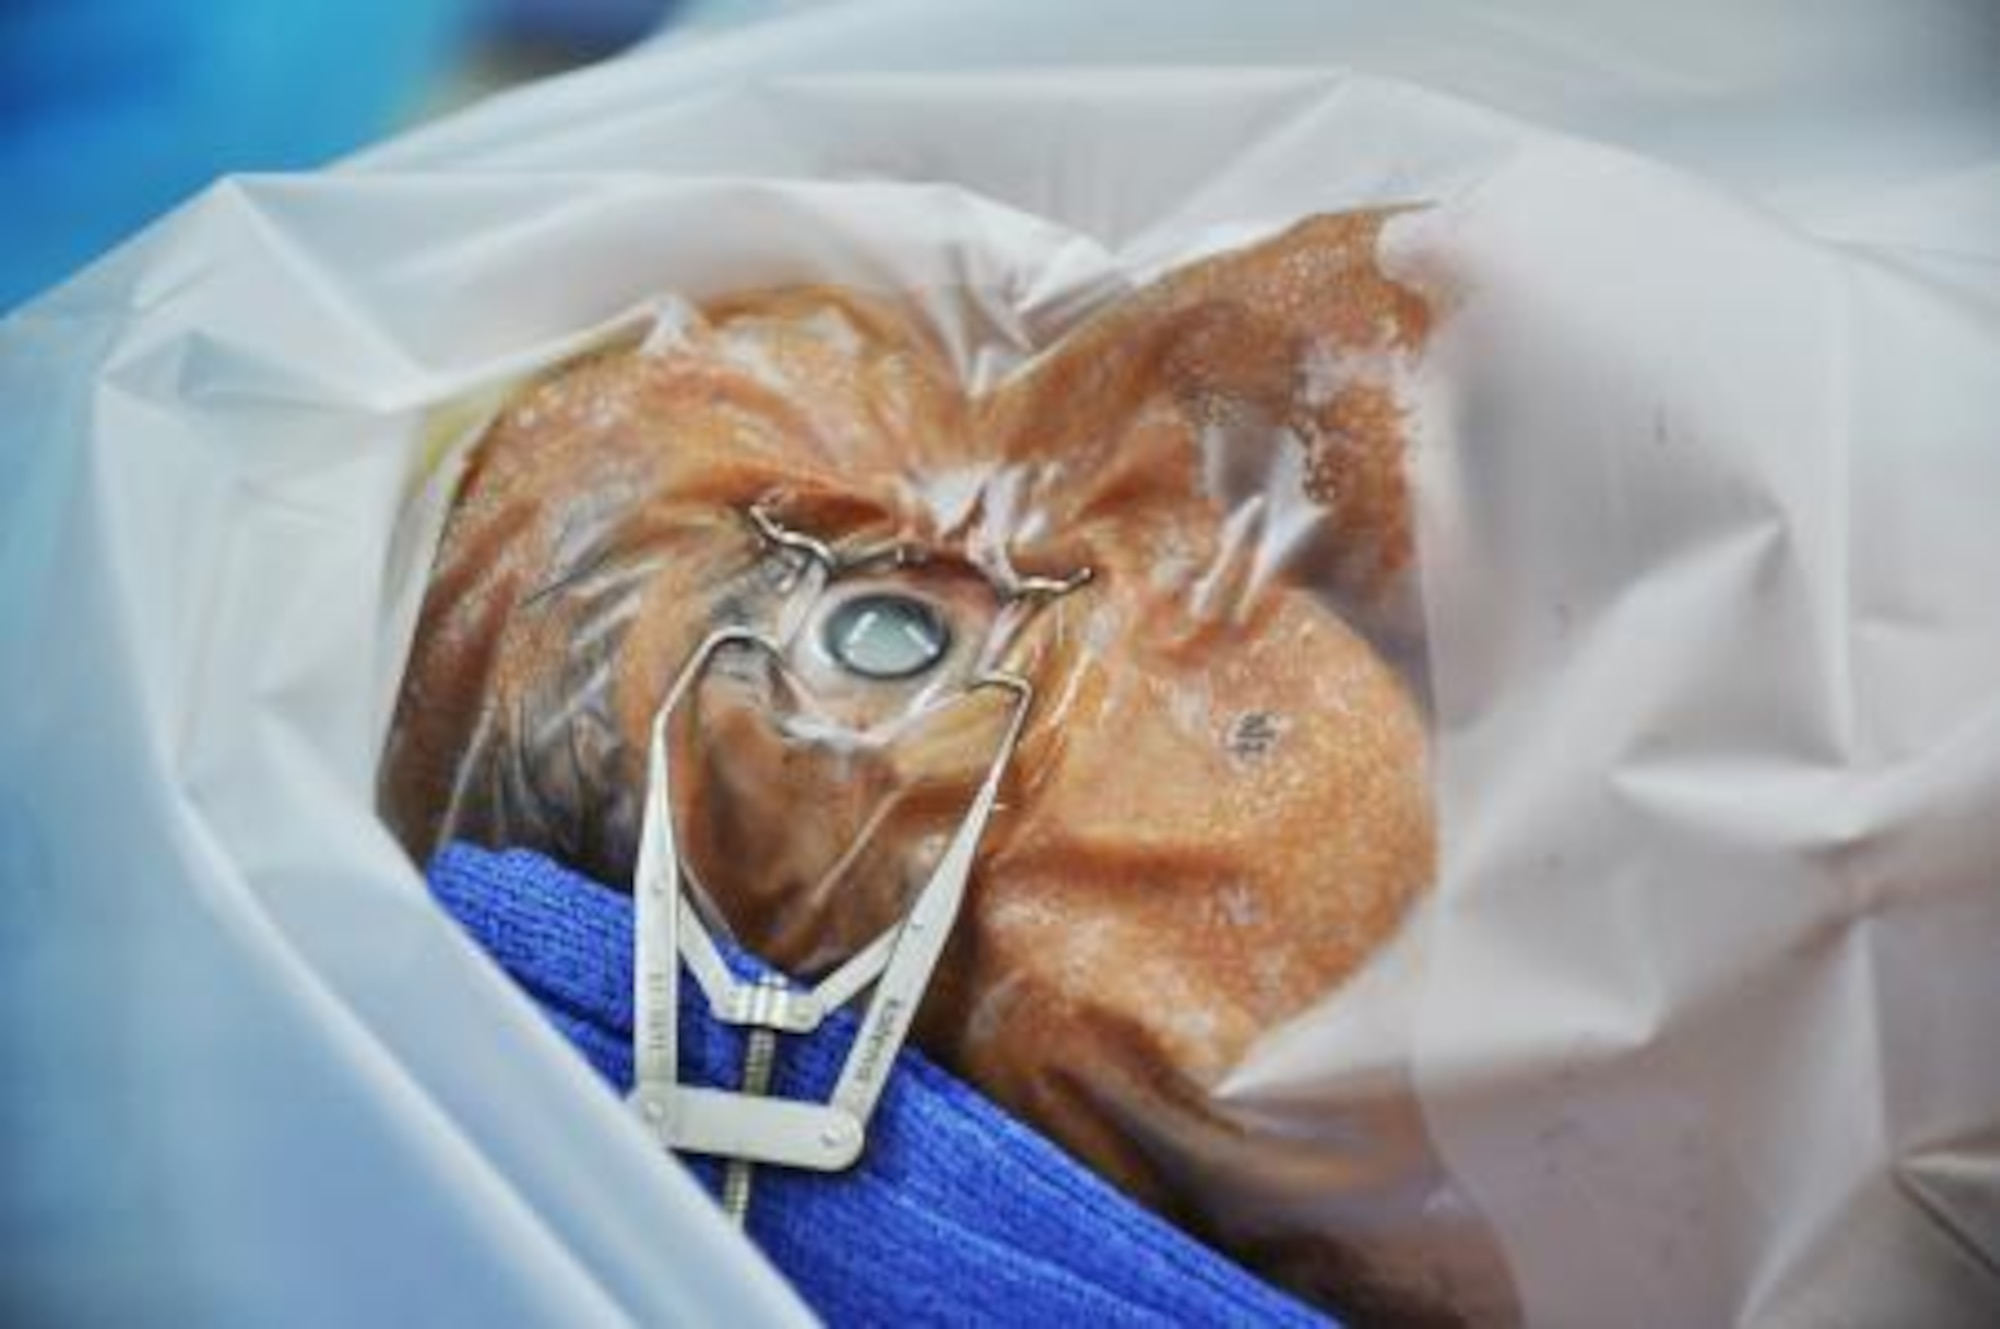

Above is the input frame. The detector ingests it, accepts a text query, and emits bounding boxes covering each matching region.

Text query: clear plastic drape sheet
[3,2,1997,1325]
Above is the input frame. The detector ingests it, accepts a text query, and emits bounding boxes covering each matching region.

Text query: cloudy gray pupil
[825,594,949,679]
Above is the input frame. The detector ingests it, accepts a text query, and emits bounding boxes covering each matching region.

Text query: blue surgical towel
[427,844,1328,1328]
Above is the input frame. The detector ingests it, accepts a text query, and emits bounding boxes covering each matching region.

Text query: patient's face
[383,212,1456,1318]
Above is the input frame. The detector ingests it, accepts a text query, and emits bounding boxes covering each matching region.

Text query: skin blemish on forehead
[1224,710,1289,763]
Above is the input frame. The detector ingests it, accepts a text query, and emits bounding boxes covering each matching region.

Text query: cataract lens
[822,593,952,680]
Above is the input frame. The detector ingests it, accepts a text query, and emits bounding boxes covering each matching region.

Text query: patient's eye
[820,592,952,681]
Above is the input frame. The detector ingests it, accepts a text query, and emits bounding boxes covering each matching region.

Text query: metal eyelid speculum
[627,504,1089,1225]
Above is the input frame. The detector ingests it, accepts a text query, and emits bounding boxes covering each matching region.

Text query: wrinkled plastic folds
[380,237,1430,953]
[4,1,1998,1325]
[377,208,1454,1317]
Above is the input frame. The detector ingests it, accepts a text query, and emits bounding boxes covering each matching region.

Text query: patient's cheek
[934,587,1431,1101]
[971,881,1270,1083]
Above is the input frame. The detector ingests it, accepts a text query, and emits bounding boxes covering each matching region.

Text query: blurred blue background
[0,0,741,312]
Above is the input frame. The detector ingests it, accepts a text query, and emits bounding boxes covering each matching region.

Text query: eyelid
[745,501,1093,606]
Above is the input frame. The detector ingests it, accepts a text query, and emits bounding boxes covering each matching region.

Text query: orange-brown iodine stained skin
[382,212,1496,1323]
